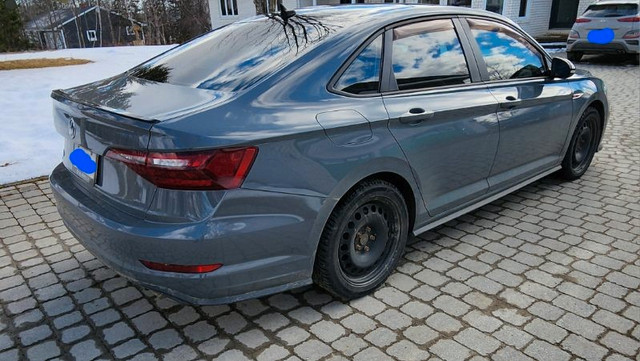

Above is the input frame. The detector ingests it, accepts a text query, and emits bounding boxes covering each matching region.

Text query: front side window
[468,19,545,81]
[391,19,471,91]
[335,35,382,95]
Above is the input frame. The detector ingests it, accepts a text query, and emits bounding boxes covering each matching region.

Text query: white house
[208,0,599,38]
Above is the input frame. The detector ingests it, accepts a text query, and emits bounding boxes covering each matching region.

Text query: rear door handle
[399,108,434,124]
[499,96,521,109]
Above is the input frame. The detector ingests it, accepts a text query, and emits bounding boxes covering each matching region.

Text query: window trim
[327,30,386,98]
[459,16,551,84]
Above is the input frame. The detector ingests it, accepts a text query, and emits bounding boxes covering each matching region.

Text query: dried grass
[0,58,92,71]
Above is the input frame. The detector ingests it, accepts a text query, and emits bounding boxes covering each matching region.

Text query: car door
[382,18,500,216]
[462,18,574,190]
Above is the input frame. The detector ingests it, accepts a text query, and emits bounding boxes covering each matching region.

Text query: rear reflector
[575,18,591,23]
[618,16,640,22]
[140,260,222,273]
[106,147,258,190]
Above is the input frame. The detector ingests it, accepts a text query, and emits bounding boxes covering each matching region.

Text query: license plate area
[64,143,99,184]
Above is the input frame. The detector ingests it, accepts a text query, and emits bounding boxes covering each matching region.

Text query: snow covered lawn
[0,45,174,184]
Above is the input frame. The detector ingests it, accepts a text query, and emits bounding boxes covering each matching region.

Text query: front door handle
[399,108,435,124]
[499,96,521,109]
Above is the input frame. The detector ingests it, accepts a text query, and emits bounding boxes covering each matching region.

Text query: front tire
[313,179,409,300]
[567,51,583,62]
[560,107,601,180]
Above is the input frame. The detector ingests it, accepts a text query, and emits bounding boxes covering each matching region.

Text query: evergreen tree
[0,0,28,51]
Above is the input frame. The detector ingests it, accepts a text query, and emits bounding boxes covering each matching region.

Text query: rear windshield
[583,4,638,17]
[131,13,339,92]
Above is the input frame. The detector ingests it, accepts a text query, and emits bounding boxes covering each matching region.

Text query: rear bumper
[567,39,639,54]
[50,163,321,304]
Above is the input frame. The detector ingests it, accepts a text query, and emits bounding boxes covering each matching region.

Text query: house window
[486,0,504,14]
[447,0,470,6]
[519,0,528,17]
[86,30,97,41]
[126,26,135,36]
[220,0,238,16]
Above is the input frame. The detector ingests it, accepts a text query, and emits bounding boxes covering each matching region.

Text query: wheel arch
[306,158,424,274]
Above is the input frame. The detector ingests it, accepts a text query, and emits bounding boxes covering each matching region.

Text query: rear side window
[583,4,637,17]
[391,19,471,91]
[335,35,382,95]
[131,15,336,92]
[468,19,546,81]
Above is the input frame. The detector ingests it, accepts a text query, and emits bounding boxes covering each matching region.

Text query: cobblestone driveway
[1,56,639,361]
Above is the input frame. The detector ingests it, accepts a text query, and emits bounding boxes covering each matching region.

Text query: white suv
[567,0,639,62]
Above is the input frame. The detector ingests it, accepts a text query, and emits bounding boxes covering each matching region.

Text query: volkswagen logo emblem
[68,119,76,139]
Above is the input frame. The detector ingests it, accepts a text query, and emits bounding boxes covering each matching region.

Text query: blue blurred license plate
[67,145,98,183]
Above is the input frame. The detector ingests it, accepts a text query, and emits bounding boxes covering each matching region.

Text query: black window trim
[327,30,386,98]
[459,15,553,84]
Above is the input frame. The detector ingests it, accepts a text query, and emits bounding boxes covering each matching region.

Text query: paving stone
[556,313,605,341]
[293,339,331,361]
[235,329,269,349]
[257,344,290,361]
[148,329,183,351]
[276,326,310,346]
[561,334,608,361]
[524,318,568,344]
[599,332,640,356]
[524,340,570,361]
[26,340,60,361]
[340,313,376,334]
[183,320,217,342]
[331,334,367,357]
[69,339,101,361]
[426,312,463,333]
[387,340,430,361]
[19,324,52,346]
[462,310,502,332]
[430,339,471,361]
[288,307,322,324]
[364,327,398,347]
[493,325,533,349]
[403,325,438,345]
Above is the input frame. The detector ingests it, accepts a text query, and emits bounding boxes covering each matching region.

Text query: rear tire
[567,51,583,62]
[559,107,601,180]
[313,179,409,300]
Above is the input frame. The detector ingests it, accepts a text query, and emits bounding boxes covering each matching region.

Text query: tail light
[618,16,640,22]
[140,260,222,273]
[623,30,640,39]
[569,30,580,39]
[105,147,258,190]
[575,18,591,23]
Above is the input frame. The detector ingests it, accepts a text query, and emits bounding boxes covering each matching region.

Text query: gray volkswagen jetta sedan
[50,5,608,304]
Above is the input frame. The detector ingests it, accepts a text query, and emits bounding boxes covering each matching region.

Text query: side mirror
[550,57,576,79]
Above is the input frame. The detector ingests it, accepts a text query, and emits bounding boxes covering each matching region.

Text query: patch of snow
[0,45,174,184]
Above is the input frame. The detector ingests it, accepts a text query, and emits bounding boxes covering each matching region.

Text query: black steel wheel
[560,107,601,180]
[313,179,409,300]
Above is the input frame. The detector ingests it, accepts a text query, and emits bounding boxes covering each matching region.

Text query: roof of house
[25,6,142,31]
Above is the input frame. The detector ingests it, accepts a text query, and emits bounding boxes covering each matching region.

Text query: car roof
[290,4,521,31]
